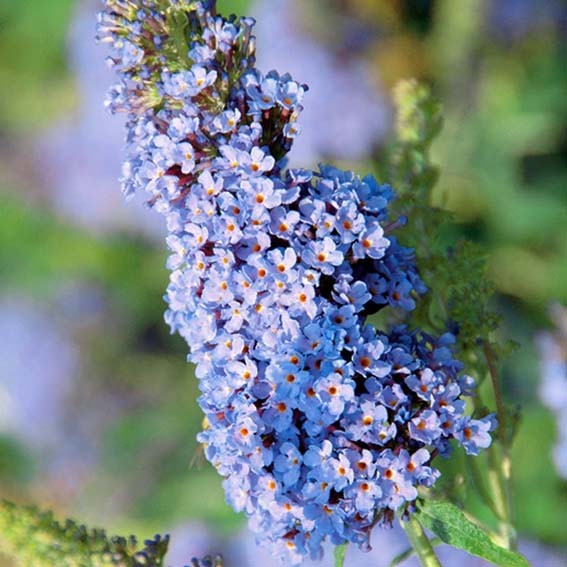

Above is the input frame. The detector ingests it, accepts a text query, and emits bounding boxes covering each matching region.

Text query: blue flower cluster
[98,1,494,563]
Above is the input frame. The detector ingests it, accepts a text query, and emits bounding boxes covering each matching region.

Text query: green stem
[483,342,506,448]
[467,455,498,515]
[487,445,515,549]
[389,537,442,567]
[401,516,443,567]
[334,543,348,567]
[483,342,516,550]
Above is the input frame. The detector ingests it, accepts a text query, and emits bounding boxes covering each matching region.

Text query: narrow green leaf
[334,543,348,567]
[416,500,529,567]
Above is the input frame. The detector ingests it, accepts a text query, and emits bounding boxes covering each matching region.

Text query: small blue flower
[352,224,390,260]
[274,442,303,487]
[303,237,344,275]
[345,478,382,514]
[455,415,496,455]
[277,79,305,110]
[409,409,443,445]
[353,339,390,377]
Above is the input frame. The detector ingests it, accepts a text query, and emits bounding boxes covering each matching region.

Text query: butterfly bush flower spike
[98,1,495,564]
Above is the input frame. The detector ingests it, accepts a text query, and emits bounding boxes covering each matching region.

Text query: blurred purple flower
[252,0,389,167]
[0,296,79,447]
[537,303,567,479]
[489,0,567,40]
[34,0,163,238]
[0,286,114,494]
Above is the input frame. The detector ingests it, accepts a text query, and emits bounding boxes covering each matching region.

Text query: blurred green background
[0,0,565,564]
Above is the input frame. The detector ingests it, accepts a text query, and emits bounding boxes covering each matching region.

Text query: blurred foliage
[432,20,567,306]
[0,0,76,131]
[0,499,170,566]
[0,0,565,560]
[0,437,35,488]
[0,193,167,325]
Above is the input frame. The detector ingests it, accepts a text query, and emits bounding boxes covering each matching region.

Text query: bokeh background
[0,0,566,565]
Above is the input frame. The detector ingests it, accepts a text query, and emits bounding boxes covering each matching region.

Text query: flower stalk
[483,342,516,550]
[334,543,348,567]
[401,515,443,567]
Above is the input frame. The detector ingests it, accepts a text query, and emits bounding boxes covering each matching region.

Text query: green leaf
[416,500,529,567]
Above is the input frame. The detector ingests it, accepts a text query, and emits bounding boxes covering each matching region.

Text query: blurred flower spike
[98,1,495,564]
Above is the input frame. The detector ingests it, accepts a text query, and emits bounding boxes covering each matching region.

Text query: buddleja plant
[0,1,529,567]
[92,0,530,566]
